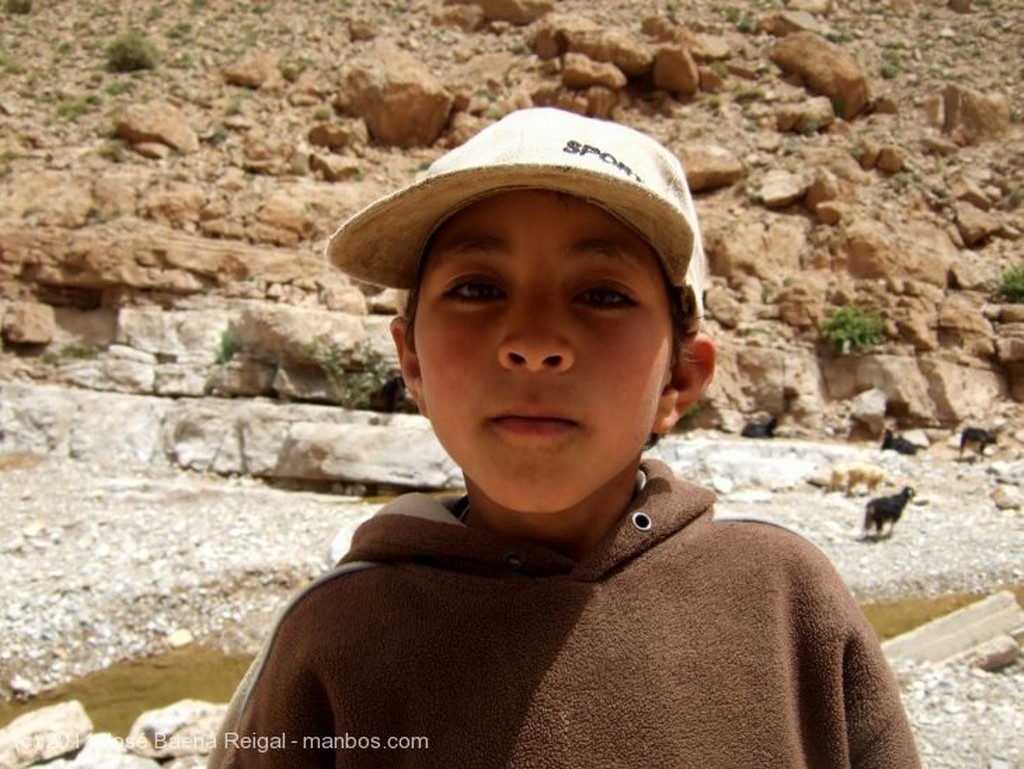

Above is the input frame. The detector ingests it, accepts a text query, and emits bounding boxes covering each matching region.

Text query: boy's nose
[498,335,575,373]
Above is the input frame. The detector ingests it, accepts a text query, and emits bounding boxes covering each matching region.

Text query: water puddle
[3,586,1022,737]
[860,584,1024,641]
[0,647,252,737]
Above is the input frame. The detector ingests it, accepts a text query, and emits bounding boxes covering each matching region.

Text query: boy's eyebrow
[430,234,651,265]
[569,238,650,264]
[430,233,506,256]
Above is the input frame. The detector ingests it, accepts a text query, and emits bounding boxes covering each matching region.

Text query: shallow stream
[3,587,1023,737]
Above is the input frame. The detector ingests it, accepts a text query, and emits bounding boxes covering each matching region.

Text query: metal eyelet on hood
[631,511,653,532]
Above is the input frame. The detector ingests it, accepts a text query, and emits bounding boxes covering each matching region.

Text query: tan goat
[829,461,887,497]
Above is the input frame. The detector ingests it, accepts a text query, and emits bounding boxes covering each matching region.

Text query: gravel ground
[1,444,1022,768]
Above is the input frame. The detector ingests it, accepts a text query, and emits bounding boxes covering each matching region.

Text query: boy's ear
[651,332,715,436]
[389,317,427,415]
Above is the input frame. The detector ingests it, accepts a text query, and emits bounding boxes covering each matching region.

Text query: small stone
[8,674,37,697]
[167,628,194,648]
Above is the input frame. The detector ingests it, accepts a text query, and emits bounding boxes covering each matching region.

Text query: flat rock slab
[882,590,1024,665]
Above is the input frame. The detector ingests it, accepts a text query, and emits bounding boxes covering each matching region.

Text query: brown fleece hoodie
[209,460,919,769]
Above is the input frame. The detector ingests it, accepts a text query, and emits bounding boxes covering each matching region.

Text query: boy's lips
[489,409,579,437]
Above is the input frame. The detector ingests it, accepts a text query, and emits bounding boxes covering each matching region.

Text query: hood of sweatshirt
[341,459,716,582]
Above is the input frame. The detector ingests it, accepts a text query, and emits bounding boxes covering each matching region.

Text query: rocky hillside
[1,0,1022,458]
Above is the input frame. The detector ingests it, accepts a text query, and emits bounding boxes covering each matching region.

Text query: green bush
[304,340,395,410]
[215,326,239,365]
[999,263,1024,303]
[56,95,100,121]
[820,306,885,354]
[105,30,159,73]
[41,344,100,366]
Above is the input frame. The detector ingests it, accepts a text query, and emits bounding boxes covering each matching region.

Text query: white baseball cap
[327,107,705,312]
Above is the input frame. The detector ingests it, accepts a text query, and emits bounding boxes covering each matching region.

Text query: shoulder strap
[206,560,382,768]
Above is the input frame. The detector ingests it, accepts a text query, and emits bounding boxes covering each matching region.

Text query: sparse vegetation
[40,344,101,365]
[97,140,128,163]
[56,95,100,121]
[880,60,900,80]
[998,263,1024,304]
[0,52,23,74]
[106,81,133,96]
[820,306,886,354]
[5,0,32,14]
[105,30,159,73]
[304,340,395,411]
[215,326,239,365]
[279,57,313,83]
[723,6,755,32]
[0,150,19,176]
[735,87,765,104]
[167,22,192,40]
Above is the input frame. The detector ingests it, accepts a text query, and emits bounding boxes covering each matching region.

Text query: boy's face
[391,190,713,519]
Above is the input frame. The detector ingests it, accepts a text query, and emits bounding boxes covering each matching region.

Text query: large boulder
[335,44,454,148]
[460,0,553,25]
[822,355,937,423]
[2,301,55,345]
[652,45,700,96]
[940,84,1011,145]
[116,308,235,364]
[534,15,653,76]
[919,359,1007,423]
[126,699,225,759]
[677,144,744,193]
[276,418,461,488]
[841,216,957,287]
[115,102,200,154]
[768,31,869,118]
[704,214,810,281]
[222,51,283,90]
[0,700,92,768]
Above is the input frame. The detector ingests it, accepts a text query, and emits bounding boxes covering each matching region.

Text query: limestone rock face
[2,301,55,345]
[0,0,1020,451]
[823,355,937,423]
[842,217,957,287]
[704,215,810,281]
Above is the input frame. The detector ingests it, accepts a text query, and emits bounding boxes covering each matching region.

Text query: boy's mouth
[490,411,579,437]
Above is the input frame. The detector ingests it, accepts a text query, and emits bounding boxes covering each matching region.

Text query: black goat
[881,429,920,456]
[741,416,778,439]
[863,486,915,539]
[959,426,996,459]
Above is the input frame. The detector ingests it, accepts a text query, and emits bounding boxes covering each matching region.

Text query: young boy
[209,108,919,768]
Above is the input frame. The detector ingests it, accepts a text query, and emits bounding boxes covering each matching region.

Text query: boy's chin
[464,462,641,517]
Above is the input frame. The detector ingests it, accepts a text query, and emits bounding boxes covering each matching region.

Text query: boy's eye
[577,287,637,309]
[444,279,504,302]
